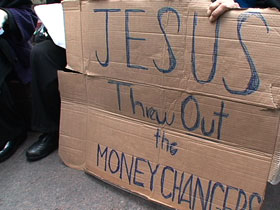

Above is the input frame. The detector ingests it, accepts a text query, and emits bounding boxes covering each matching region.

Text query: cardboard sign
[59,0,280,209]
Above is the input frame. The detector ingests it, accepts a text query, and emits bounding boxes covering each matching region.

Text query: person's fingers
[209,2,240,22]
[207,1,221,16]
[209,3,230,22]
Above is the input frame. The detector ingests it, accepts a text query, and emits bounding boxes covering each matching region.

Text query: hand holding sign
[207,0,240,22]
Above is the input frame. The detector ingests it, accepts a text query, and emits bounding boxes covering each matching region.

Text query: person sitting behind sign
[0,0,37,163]
[25,0,66,161]
[207,0,280,22]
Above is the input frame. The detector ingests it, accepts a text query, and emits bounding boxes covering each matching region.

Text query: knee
[31,40,52,60]
[32,43,46,59]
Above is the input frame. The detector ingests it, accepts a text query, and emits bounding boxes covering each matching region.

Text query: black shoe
[0,133,27,163]
[26,132,58,161]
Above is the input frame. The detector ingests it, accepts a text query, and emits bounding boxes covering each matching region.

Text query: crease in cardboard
[78,2,84,72]
[87,103,272,159]
[88,72,280,111]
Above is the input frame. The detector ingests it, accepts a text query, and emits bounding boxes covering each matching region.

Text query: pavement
[0,132,279,210]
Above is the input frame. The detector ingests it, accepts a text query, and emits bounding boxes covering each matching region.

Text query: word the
[154,128,178,156]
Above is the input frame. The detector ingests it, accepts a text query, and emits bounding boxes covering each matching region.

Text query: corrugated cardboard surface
[60,0,280,209]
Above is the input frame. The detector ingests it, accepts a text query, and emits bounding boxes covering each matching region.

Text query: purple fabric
[5,6,37,83]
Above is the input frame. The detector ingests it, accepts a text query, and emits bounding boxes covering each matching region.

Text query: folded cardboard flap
[60,0,280,209]
[63,0,83,72]
[59,71,87,169]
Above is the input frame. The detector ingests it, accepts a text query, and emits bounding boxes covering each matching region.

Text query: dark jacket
[256,0,280,9]
[0,0,37,84]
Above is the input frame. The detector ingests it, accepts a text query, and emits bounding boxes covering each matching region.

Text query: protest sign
[59,1,280,209]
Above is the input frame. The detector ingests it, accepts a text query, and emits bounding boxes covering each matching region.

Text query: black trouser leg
[8,80,32,128]
[0,80,27,144]
[31,40,66,133]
